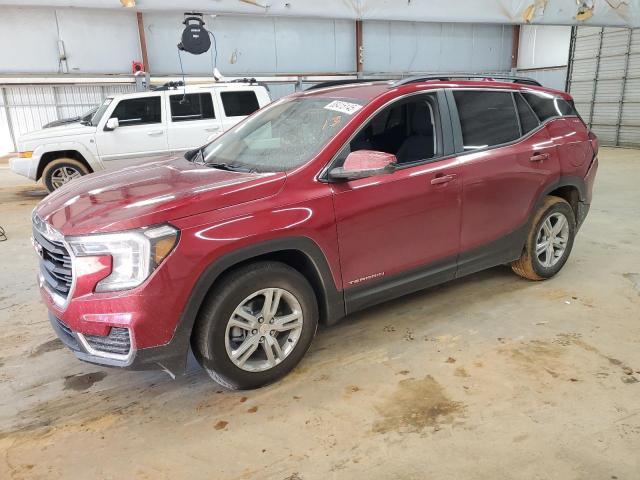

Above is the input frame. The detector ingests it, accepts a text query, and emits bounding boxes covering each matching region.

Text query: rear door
[450,89,560,276]
[95,93,168,170]
[166,91,223,153]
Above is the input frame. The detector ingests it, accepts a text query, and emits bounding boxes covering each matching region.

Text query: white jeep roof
[109,82,267,101]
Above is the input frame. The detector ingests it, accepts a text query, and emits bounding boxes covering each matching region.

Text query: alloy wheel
[535,212,570,268]
[224,288,303,372]
[50,166,82,189]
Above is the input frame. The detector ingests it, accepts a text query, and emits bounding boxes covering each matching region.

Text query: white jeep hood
[18,123,96,146]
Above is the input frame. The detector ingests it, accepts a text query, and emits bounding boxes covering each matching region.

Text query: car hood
[19,123,96,144]
[35,155,286,235]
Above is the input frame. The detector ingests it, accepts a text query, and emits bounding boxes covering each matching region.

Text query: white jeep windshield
[89,97,113,127]
[202,97,363,172]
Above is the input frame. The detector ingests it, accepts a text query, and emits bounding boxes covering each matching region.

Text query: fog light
[82,313,132,324]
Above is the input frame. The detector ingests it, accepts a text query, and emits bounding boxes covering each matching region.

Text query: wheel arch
[147,237,345,375]
[36,150,94,181]
[539,176,585,221]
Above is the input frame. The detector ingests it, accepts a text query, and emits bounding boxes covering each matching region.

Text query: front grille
[84,328,131,356]
[33,229,73,299]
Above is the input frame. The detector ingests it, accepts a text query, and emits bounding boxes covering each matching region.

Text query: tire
[511,195,576,281]
[192,261,319,390]
[42,157,89,192]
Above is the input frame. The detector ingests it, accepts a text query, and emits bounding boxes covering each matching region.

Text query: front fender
[35,140,102,178]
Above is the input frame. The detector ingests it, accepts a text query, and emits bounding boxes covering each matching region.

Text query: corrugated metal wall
[567,26,640,146]
[0,84,136,151]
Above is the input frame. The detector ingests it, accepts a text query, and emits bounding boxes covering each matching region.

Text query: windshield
[80,106,98,122]
[89,98,113,126]
[202,97,363,172]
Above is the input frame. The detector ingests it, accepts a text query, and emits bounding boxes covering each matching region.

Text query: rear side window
[110,97,161,126]
[521,92,577,121]
[453,91,520,150]
[169,93,215,122]
[220,91,260,117]
[514,93,540,135]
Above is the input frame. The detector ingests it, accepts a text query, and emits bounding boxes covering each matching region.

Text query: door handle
[530,152,549,162]
[430,173,457,185]
[147,130,164,136]
[205,127,220,132]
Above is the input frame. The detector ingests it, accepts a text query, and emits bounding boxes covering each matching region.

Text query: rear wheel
[42,157,89,192]
[511,195,576,280]
[192,261,318,390]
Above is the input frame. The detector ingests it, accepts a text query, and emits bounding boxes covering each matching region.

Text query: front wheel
[511,195,576,281]
[192,261,318,390]
[42,157,89,192]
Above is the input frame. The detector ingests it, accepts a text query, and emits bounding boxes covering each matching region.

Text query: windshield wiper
[206,162,256,173]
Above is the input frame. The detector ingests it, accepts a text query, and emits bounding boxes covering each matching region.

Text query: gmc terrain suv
[32,75,598,389]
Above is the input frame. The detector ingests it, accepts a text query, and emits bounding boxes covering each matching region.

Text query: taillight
[588,130,599,157]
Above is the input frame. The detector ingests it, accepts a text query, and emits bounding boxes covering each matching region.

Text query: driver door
[329,93,462,312]
[95,94,168,170]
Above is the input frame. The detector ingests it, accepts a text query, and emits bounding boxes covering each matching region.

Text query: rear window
[453,91,520,150]
[220,91,260,117]
[522,92,577,121]
[169,93,215,122]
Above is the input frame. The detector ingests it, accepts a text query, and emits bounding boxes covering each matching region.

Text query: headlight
[67,224,178,292]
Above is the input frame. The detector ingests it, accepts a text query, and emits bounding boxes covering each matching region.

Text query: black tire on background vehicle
[42,157,90,192]
[192,261,319,390]
[511,195,576,281]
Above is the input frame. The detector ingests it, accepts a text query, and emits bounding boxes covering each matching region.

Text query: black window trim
[511,92,523,138]
[319,89,455,182]
[446,87,578,156]
[515,91,542,128]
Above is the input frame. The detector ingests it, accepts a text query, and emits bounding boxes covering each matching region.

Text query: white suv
[9,82,271,191]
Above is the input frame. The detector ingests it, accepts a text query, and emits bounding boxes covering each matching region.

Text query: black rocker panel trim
[344,256,457,315]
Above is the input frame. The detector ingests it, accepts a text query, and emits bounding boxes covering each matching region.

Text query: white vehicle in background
[9,82,271,192]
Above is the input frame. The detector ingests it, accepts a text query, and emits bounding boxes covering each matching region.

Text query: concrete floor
[0,147,639,480]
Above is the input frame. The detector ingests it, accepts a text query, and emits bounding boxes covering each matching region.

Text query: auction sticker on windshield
[324,100,362,115]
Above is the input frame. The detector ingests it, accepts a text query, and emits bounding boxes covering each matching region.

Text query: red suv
[33,75,598,389]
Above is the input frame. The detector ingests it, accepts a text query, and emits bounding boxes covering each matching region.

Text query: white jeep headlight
[67,224,178,292]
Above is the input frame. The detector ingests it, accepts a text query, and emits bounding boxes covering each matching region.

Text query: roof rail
[306,78,390,91]
[152,81,185,91]
[393,73,542,87]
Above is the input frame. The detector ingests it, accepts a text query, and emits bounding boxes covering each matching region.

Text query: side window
[337,95,439,166]
[521,92,577,121]
[514,93,540,135]
[110,97,161,126]
[453,91,520,150]
[220,91,260,117]
[169,93,215,122]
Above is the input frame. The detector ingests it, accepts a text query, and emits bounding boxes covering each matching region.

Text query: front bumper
[9,156,38,180]
[48,313,190,374]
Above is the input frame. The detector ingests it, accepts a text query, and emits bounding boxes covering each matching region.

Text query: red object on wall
[132,61,144,73]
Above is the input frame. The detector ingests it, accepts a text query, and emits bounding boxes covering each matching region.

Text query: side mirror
[104,117,119,131]
[329,150,397,181]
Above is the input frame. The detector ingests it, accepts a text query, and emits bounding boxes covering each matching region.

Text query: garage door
[567,26,640,147]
